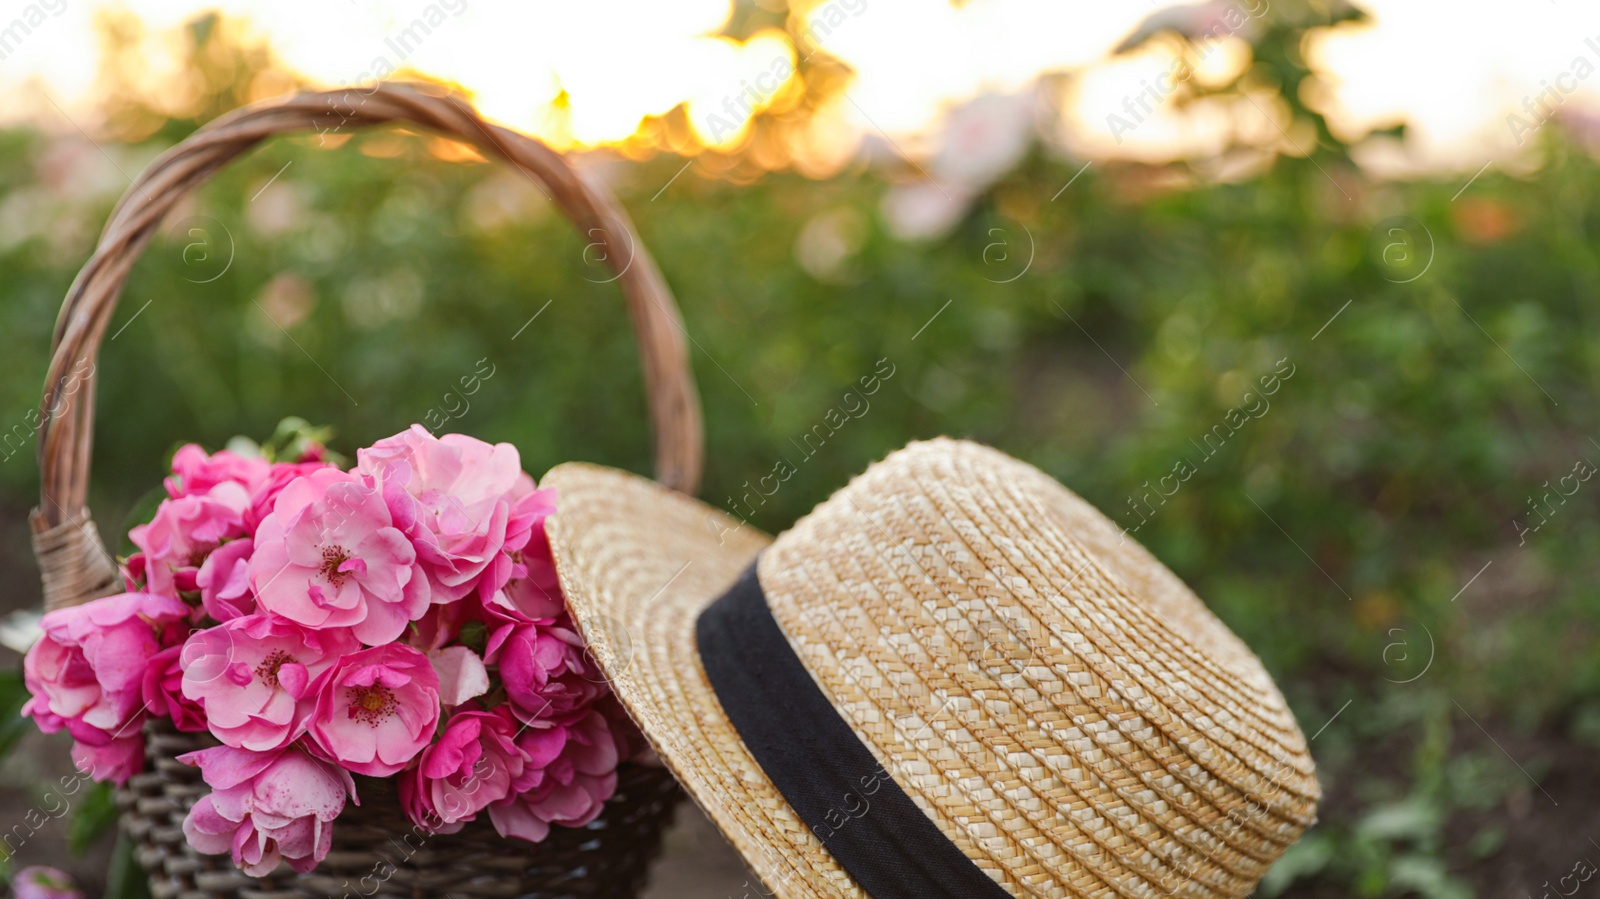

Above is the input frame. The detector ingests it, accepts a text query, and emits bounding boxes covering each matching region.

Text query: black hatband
[695,563,1011,899]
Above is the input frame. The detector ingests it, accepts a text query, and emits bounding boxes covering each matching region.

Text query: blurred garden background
[2,0,1599,896]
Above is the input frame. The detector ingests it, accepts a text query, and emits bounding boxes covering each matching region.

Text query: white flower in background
[1113,0,1267,55]
[0,608,43,654]
[881,89,1038,241]
[880,180,975,242]
[929,90,1040,188]
[795,207,868,282]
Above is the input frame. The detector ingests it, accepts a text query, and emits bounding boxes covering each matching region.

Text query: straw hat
[543,438,1319,898]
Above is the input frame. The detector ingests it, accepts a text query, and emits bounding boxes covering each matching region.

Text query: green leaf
[67,781,120,854]
[104,832,153,899]
[456,619,488,656]
[262,417,342,464]
[1257,833,1334,896]
[118,484,169,557]
[1467,825,1505,861]
[1356,798,1441,844]
[1388,855,1472,899]
[0,669,32,760]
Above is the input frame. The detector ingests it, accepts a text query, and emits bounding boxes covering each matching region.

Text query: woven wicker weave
[31,84,701,897]
[121,723,683,899]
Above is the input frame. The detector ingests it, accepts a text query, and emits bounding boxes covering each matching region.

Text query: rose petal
[427,646,490,706]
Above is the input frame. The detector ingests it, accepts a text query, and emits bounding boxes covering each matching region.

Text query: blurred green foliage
[2,8,1598,897]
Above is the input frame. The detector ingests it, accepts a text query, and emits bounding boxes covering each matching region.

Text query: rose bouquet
[20,423,640,876]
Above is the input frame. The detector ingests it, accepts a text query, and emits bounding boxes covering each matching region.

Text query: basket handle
[32,83,704,612]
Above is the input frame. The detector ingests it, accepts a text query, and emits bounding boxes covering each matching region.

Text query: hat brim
[541,462,860,898]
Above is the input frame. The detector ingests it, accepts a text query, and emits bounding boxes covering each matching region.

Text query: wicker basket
[120,723,684,899]
[30,84,705,898]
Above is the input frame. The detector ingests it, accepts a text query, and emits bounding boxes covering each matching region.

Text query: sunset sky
[2,0,1598,178]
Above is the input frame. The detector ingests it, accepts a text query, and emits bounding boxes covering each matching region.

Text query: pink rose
[488,709,622,843]
[180,744,356,876]
[70,735,146,786]
[12,866,84,899]
[400,708,524,834]
[246,460,336,532]
[307,644,441,777]
[119,552,148,595]
[131,485,252,597]
[165,445,272,499]
[499,485,554,570]
[195,538,255,622]
[486,621,605,725]
[358,426,531,602]
[142,645,207,733]
[22,592,189,749]
[182,616,360,751]
[403,600,478,652]
[481,490,565,623]
[250,468,429,645]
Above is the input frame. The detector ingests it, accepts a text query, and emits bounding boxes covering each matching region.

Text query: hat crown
[755,438,1319,897]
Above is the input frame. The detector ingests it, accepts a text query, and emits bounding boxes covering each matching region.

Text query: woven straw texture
[543,438,1321,899]
[30,84,702,896]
